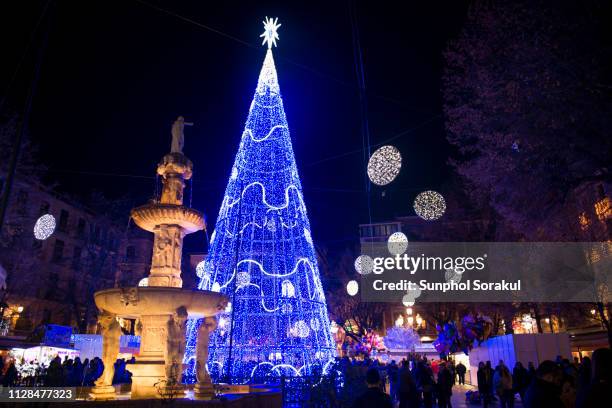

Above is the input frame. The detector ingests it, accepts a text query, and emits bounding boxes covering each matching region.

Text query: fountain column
[91,117,228,400]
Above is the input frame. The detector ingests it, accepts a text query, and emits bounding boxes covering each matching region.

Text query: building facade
[0,175,152,335]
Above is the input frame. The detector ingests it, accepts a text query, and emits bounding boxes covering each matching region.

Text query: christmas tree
[184,18,336,383]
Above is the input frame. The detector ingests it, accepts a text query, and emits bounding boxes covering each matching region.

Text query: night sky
[1,1,469,253]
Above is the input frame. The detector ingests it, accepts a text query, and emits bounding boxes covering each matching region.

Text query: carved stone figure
[165,306,188,381]
[95,310,121,387]
[171,116,185,153]
[195,316,218,383]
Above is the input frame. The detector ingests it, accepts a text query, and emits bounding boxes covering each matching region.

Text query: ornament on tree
[367,145,402,186]
[413,190,446,220]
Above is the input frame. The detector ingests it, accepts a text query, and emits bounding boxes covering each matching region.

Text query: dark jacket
[352,387,393,408]
[523,378,563,408]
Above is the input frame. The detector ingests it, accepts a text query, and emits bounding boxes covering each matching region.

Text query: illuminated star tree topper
[260,17,281,49]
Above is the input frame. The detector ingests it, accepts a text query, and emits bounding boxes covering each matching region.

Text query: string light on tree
[413,190,446,220]
[33,214,56,240]
[387,232,408,255]
[367,145,402,186]
[183,19,335,383]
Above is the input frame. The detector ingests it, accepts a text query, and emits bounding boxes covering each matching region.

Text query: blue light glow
[183,47,336,384]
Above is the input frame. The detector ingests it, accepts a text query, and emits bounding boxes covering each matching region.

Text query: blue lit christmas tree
[184,18,336,383]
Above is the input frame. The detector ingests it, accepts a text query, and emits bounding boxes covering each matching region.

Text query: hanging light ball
[346,280,359,296]
[33,214,56,240]
[387,232,408,255]
[445,268,462,283]
[367,145,402,186]
[413,190,446,221]
[354,255,374,275]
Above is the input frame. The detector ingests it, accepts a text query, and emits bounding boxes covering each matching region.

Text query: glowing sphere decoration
[294,320,310,338]
[367,145,402,186]
[33,214,56,240]
[236,271,251,287]
[387,232,408,255]
[196,260,207,277]
[413,190,446,220]
[347,280,359,296]
[354,255,374,275]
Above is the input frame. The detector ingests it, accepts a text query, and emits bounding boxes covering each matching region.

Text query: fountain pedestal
[90,121,228,400]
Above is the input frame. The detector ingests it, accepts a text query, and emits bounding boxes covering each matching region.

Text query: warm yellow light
[591,309,597,315]
[407,316,414,326]
[406,307,413,316]
[416,315,423,326]
[16,306,24,313]
[545,318,550,324]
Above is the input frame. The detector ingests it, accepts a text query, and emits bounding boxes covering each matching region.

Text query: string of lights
[183,28,336,383]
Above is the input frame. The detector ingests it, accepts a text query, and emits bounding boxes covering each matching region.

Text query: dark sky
[1,0,469,253]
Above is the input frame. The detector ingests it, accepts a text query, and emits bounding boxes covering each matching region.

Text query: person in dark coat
[387,360,399,403]
[456,362,467,385]
[524,360,563,408]
[477,361,492,407]
[415,361,434,408]
[576,348,612,408]
[398,360,419,408]
[512,362,529,401]
[2,362,17,386]
[437,363,453,408]
[352,367,393,408]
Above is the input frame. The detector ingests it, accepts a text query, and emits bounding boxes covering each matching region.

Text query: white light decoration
[225,302,232,313]
[387,232,408,255]
[354,255,374,275]
[138,278,149,287]
[231,167,238,180]
[304,228,313,245]
[445,268,462,283]
[196,260,207,277]
[236,271,251,287]
[281,303,293,314]
[267,218,276,232]
[281,280,295,298]
[211,282,221,293]
[33,214,56,240]
[294,320,310,338]
[310,318,321,331]
[260,17,281,49]
[367,145,402,186]
[346,280,359,296]
[413,190,446,221]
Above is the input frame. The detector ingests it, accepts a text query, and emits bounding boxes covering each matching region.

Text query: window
[72,246,82,269]
[77,218,86,237]
[126,246,136,259]
[58,209,69,232]
[52,239,64,262]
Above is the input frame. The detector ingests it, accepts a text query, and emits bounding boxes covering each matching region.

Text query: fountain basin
[94,287,228,318]
[131,204,205,233]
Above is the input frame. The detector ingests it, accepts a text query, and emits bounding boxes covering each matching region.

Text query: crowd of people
[0,355,134,388]
[332,347,611,408]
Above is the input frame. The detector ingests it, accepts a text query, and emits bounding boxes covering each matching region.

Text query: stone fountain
[90,117,228,400]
